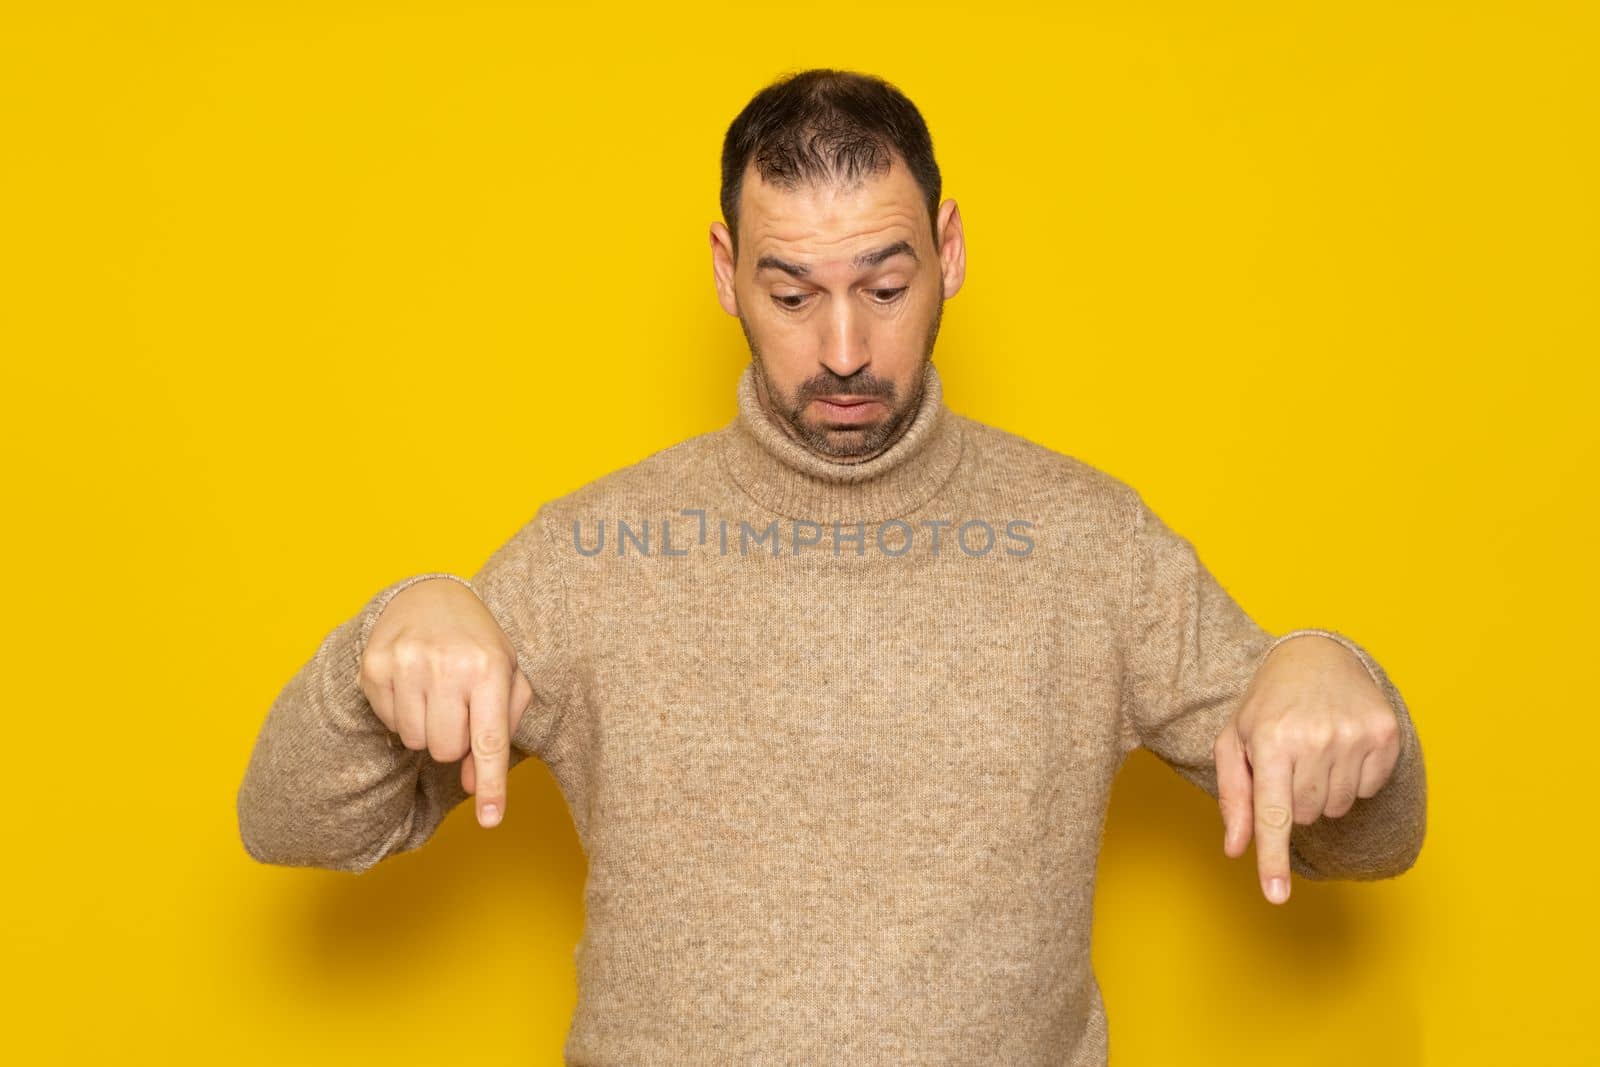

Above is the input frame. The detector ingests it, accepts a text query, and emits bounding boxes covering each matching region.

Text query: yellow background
[4,2,1594,1063]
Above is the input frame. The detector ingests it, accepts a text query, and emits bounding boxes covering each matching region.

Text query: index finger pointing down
[469,670,515,828]
[1251,748,1295,904]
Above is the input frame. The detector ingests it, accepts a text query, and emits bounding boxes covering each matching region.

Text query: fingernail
[481,803,500,827]
[1267,877,1289,903]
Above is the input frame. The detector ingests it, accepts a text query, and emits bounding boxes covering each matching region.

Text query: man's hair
[720,68,942,261]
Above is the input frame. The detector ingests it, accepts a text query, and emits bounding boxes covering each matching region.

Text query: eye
[869,287,909,304]
[772,293,810,311]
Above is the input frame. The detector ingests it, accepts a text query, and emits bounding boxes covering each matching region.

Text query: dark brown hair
[720,68,942,260]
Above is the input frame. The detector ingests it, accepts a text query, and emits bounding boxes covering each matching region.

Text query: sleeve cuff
[354,572,478,658]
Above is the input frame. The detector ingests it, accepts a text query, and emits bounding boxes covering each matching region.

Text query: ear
[935,199,966,299]
[709,222,740,316]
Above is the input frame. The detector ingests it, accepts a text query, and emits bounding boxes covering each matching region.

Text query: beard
[739,295,944,461]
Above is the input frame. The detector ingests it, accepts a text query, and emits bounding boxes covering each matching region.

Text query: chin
[812,427,881,459]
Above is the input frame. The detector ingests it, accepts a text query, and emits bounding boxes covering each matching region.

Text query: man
[238,67,1427,1066]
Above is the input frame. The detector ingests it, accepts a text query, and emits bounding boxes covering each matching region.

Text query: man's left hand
[1214,634,1402,905]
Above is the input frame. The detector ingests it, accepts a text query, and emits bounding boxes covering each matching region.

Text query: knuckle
[473,768,504,800]
[1258,721,1299,753]
[1257,804,1292,830]
[390,640,427,673]
[1304,722,1334,750]
[1277,715,1325,751]
[1372,712,1400,746]
[429,735,468,763]
[358,649,389,687]
[443,645,494,678]
[474,728,507,756]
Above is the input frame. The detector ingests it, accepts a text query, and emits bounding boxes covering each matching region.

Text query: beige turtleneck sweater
[237,361,1427,1065]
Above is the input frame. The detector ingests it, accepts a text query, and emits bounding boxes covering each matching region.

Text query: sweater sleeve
[1117,496,1428,882]
[236,507,580,875]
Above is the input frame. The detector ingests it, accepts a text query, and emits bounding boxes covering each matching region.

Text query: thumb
[1215,724,1254,858]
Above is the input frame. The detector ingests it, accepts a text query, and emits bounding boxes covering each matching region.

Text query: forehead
[739,157,927,268]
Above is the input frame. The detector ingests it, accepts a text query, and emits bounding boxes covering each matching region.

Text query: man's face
[711,156,966,462]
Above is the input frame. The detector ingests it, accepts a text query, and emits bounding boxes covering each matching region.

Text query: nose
[817,298,869,378]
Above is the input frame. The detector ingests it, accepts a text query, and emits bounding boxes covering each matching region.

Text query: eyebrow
[754,240,918,279]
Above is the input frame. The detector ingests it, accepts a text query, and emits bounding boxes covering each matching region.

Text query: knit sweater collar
[717,361,965,524]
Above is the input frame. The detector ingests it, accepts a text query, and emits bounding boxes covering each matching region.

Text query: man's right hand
[357,577,533,829]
